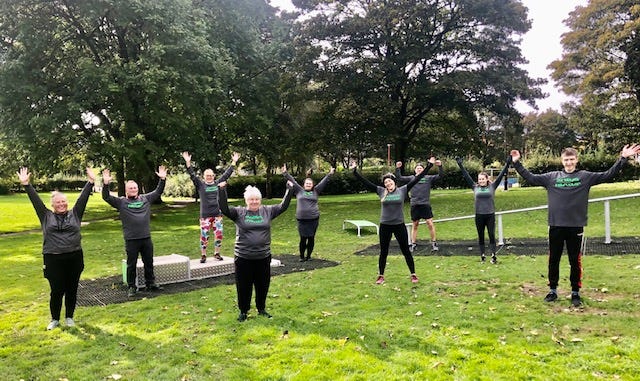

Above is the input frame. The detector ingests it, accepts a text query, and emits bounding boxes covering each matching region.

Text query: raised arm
[144,165,167,203]
[18,167,48,222]
[218,152,240,183]
[455,158,476,188]
[491,156,512,191]
[217,184,238,220]
[314,167,335,194]
[281,164,302,192]
[270,183,294,218]
[351,162,378,192]
[510,150,547,186]
[101,169,120,207]
[73,167,96,219]
[394,161,414,183]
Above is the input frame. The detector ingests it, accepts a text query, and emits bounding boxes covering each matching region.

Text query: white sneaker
[46,320,60,330]
[65,317,75,327]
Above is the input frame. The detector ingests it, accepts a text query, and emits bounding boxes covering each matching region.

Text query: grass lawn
[1,182,640,380]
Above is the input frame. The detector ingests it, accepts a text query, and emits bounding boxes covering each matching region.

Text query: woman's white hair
[244,185,262,200]
[50,191,67,205]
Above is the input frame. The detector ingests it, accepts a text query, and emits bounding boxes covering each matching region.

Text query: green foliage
[163,173,196,198]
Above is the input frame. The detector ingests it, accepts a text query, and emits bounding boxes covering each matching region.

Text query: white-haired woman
[18,167,95,330]
[218,182,293,322]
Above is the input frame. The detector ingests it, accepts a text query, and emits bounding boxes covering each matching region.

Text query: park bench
[342,219,379,237]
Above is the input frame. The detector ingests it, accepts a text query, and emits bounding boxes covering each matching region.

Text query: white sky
[269,0,589,114]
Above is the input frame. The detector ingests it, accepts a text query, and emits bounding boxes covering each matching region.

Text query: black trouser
[234,255,271,313]
[475,213,496,255]
[379,223,415,275]
[299,236,315,259]
[43,250,84,320]
[548,226,583,292]
[125,238,155,288]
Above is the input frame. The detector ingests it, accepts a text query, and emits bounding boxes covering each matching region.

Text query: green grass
[1,182,640,380]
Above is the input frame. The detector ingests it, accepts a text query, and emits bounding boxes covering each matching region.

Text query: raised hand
[428,156,436,165]
[102,169,112,185]
[156,165,167,180]
[435,160,442,167]
[232,152,240,165]
[182,151,191,166]
[17,167,30,185]
[282,164,287,173]
[86,167,96,183]
[395,161,403,168]
[329,167,335,175]
[510,150,521,163]
[620,144,640,158]
[218,181,227,188]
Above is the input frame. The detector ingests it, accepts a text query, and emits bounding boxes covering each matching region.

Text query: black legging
[43,250,84,320]
[475,213,496,255]
[299,236,315,259]
[379,223,415,275]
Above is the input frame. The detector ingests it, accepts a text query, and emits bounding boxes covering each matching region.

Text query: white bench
[342,219,379,237]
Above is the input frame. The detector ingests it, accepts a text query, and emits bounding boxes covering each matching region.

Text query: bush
[164,173,196,198]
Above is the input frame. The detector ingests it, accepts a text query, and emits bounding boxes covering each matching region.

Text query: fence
[408,193,640,245]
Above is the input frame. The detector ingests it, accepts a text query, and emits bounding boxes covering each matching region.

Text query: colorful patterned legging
[200,216,224,252]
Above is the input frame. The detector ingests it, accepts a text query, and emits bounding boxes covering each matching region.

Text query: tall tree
[550,0,640,148]
[0,0,233,194]
[291,0,543,164]
[522,110,576,156]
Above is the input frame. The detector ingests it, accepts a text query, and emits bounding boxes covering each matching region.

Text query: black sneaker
[409,243,416,253]
[299,257,307,262]
[480,254,486,262]
[544,292,558,302]
[200,255,207,263]
[490,255,497,264]
[237,312,248,322]
[258,310,273,318]
[127,286,137,297]
[571,294,582,307]
[146,283,163,291]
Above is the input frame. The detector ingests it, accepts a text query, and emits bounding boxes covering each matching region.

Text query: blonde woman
[18,167,95,330]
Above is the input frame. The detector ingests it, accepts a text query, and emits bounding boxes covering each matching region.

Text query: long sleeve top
[102,179,165,240]
[395,165,444,205]
[26,182,93,255]
[283,171,332,220]
[187,165,234,217]
[457,160,510,215]
[219,187,292,260]
[513,157,627,227]
[354,163,431,225]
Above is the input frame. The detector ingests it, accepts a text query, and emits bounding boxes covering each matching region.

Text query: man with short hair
[102,166,167,297]
[510,145,640,307]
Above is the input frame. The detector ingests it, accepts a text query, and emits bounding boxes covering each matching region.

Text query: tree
[550,0,640,148]
[0,0,233,194]
[291,0,543,164]
[522,110,576,156]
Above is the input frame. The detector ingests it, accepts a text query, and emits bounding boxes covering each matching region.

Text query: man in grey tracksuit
[510,145,640,307]
[396,158,444,251]
[102,166,167,297]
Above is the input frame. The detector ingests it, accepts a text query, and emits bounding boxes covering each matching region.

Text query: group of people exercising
[19,143,640,327]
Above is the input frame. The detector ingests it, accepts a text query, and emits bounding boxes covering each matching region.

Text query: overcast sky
[268,0,589,113]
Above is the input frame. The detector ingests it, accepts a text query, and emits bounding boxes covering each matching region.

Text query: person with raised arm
[395,159,444,252]
[351,158,433,285]
[182,151,240,263]
[18,167,95,330]
[101,166,167,297]
[218,181,293,322]
[456,156,512,263]
[510,144,640,307]
[282,164,335,262]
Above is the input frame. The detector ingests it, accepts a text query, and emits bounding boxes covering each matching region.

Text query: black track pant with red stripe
[548,226,583,292]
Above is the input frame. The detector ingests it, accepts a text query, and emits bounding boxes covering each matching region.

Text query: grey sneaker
[431,242,439,251]
[65,317,75,327]
[46,320,60,330]
[544,292,558,302]
[571,294,582,307]
[127,286,137,297]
